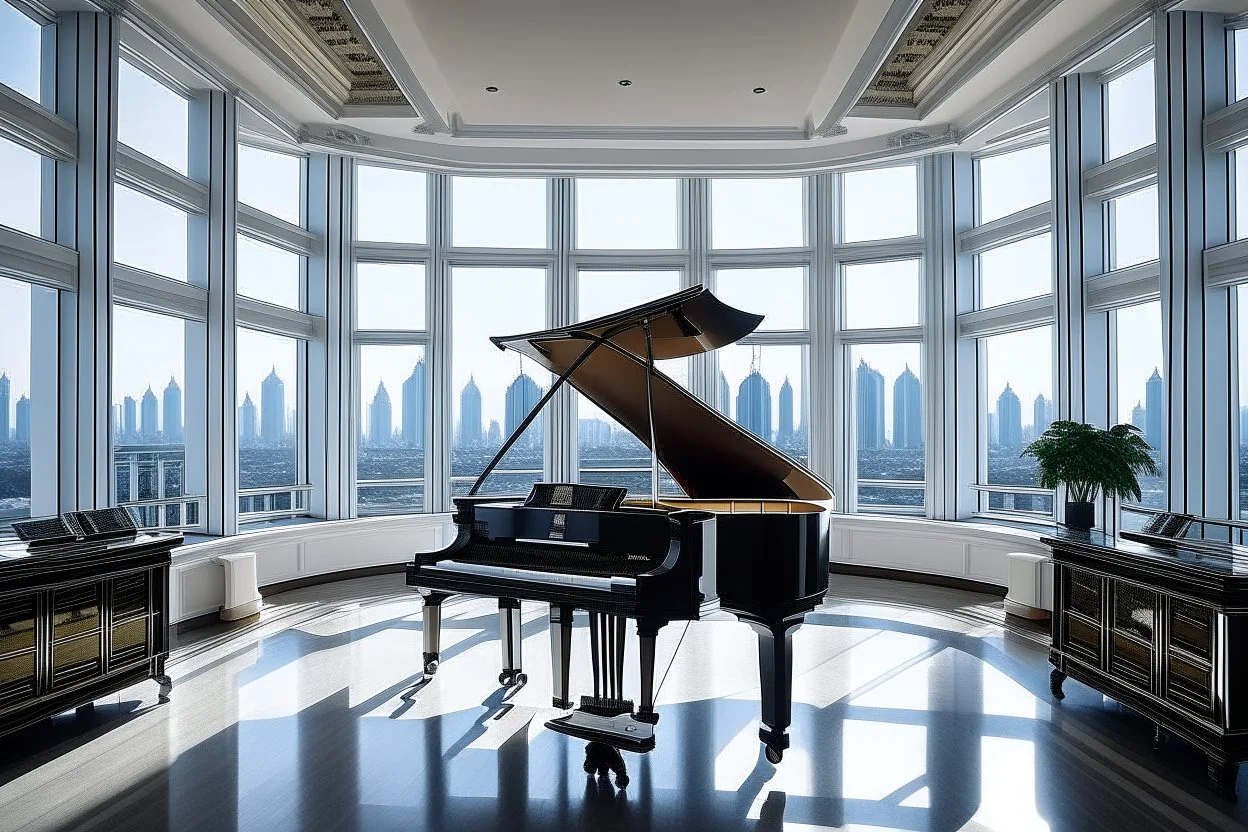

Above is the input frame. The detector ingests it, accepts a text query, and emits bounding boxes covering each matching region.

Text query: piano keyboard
[432,560,636,594]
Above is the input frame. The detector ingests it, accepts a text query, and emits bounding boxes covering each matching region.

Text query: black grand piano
[407,286,833,763]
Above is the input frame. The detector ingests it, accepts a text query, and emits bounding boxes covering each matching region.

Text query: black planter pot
[1064,500,1095,530]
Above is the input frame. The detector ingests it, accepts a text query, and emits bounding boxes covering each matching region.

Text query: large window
[1106,186,1159,269]
[1114,301,1165,508]
[451,267,546,496]
[842,165,918,242]
[452,177,547,248]
[356,165,427,244]
[112,305,203,528]
[576,179,680,249]
[711,178,805,249]
[118,59,189,175]
[0,137,41,236]
[0,1,42,104]
[980,326,1054,516]
[237,145,302,226]
[719,344,809,464]
[114,184,189,280]
[577,270,684,495]
[976,144,1050,224]
[852,343,923,512]
[1104,60,1156,161]
[978,234,1052,308]
[1240,289,1248,519]
[358,345,426,514]
[0,278,38,526]
[236,328,303,516]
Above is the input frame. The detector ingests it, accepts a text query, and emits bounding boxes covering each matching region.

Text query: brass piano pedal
[577,695,633,718]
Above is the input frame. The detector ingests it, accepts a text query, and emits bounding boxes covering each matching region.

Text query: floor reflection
[0,575,1245,832]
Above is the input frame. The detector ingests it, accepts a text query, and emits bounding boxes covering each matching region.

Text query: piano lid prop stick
[642,318,660,509]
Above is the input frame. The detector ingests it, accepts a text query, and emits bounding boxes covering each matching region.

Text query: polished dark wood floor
[1,574,1245,831]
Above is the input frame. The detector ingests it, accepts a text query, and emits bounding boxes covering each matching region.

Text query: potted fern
[1022,421,1159,529]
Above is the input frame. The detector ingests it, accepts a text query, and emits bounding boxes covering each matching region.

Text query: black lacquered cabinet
[0,532,180,740]
[1045,529,1248,797]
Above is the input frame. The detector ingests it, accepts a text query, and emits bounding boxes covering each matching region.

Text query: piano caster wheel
[424,659,439,677]
[765,745,783,765]
[499,670,527,687]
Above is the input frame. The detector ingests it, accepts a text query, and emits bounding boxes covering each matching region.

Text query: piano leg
[420,590,450,677]
[498,598,526,687]
[549,604,574,709]
[635,619,665,724]
[750,614,804,764]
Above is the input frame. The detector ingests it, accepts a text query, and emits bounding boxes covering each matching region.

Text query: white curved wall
[170,512,1048,624]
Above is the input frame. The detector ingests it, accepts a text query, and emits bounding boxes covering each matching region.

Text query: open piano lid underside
[491,287,834,501]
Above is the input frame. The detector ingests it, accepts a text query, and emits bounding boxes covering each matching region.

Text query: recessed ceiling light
[753,87,766,94]
[618,79,632,87]
[485,85,499,93]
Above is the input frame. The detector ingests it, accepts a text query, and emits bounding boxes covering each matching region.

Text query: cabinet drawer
[1065,613,1101,662]
[0,652,36,708]
[1114,584,1157,642]
[52,632,101,687]
[111,618,149,664]
[1169,599,1213,660]
[0,596,36,656]
[1110,632,1152,687]
[53,584,100,641]
[1167,653,1213,718]
[1066,571,1102,620]
[112,573,150,621]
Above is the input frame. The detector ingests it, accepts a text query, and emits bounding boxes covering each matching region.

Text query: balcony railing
[973,482,1056,521]
[238,485,313,524]
[855,478,925,515]
[119,495,206,530]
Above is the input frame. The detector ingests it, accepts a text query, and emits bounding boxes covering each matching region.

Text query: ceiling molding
[447,114,814,143]
[341,0,450,133]
[857,0,981,108]
[288,0,406,106]
[814,0,923,138]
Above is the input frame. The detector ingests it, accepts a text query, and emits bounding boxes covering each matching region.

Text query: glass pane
[716,345,808,464]
[1235,146,1248,240]
[451,267,546,496]
[843,259,921,329]
[978,234,1052,308]
[1240,289,1248,518]
[1115,301,1166,508]
[1108,186,1158,269]
[237,234,301,309]
[851,343,924,512]
[114,184,189,280]
[710,178,805,249]
[0,2,41,103]
[356,165,427,244]
[238,145,302,225]
[983,326,1053,487]
[452,177,547,248]
[0,136,40,236]
[576,178,680,249]
[356,262,426,330]
[0,277,34,525]
[714,268,805,330]
[358,484,425,517]
[977,144,1049,224]
[1237,29,1248,103]
[842,165,918,242]
[358,344,425,495]
[577,271,684,495]
[112,306,199,516]
[237,328,299,489]
[1104,60,1156,161]
[118,60,189,175]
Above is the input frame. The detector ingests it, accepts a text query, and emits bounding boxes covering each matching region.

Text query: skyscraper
[486,420,501,446]
[261,367,286,444]
[1033,394,1053,438]
[368,381,392,446]
[0,373,9,442]
[505,373,544,448]
[893,365,923,449]
[1145,368,1165,452]
[718,372,731,415]
[123,396,137,442]
[401,361,426,447]
[239,394,257,445]
[140,387,159,440]
[458,377,483,447]
[996,384,1022,447]
[15,395,30,443]
[579,418,612,447]
[735,370,772,442]
[163,377,183,442]
[855,360,885,450]
[777,378,795,446]
[1132,401,1146,431]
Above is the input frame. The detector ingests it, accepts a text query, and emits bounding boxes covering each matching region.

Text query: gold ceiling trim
[288,0,407,107]
[857,0,979,108]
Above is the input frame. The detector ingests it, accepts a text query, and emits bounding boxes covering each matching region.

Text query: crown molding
[447,115,813,143]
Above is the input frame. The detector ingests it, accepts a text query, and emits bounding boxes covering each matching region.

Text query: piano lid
[491,286,834,502]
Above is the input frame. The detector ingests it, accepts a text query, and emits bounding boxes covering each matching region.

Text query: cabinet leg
[1207,755,1238,799]
[155,674,173,704]
[1049,669,1066,700]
